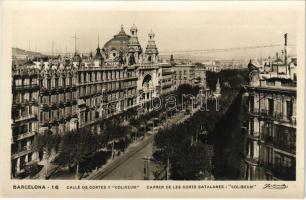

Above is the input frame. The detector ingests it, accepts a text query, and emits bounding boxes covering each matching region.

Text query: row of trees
[153,69,249,180]
[33,122,134,179]
[153,84,215,180]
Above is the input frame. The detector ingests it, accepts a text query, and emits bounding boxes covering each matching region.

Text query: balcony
[124,76,138,81]
[13,84,39,91]
[249,109,295,126]
[125,84,137,89]
[138,63,159,69]
[273,164,295,180]
[247,131,260,141]
[262,134,295,154]
[13,99,38,107]
[12,131,36,142]
[245,156,259,165]
[11,145,34,159]
[260,160,295,180]
[162,71,173,76]
[273,113,296,126]
[258,109,274,119]
[50,102,58,109]
[262,134,274,145]
[59,101,65,108]
[13,114,37,123]
[274,139,296,154]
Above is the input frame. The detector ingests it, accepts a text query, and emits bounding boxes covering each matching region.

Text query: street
[90,109,198,180]
[103,139,153,180]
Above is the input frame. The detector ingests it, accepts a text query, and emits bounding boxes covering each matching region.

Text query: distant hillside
[12,47,45,59]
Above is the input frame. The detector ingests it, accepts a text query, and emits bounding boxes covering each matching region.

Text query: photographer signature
[263,184,288,189]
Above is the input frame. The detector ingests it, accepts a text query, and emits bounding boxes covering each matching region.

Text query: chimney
[284,33,288,65]
[170,54,174,62]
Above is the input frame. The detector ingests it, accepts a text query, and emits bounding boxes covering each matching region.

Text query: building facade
[158,62,174,95]
[11,61,40,177]
[172,63,195,90]
[194,65,206,89]
[244,34,296,180]
[37,59,79,135]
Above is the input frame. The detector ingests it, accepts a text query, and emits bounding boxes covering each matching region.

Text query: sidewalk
[31,160,60,180]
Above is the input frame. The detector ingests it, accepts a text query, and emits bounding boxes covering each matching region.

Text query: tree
[54,127,100,179]
[101,122,131,159]
[33,129,61,178]
[171,144,214,180]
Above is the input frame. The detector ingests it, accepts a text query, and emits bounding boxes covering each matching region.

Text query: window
[268,98,274,116]
[47,79,51,89]
[286,100,293,118]
[249,96,254,112]
[249,118,254,134]
[283,156,292,168]
[267,146,273,164]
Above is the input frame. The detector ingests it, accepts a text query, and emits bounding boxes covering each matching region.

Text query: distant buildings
[204,59,246,72]
[244,34,296,180]
[194,65,206,89]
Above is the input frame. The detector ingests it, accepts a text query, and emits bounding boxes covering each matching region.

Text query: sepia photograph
[0,0,305,198]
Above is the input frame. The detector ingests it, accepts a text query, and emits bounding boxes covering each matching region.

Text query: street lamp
[142,156,151,180]
[100,88,105,118]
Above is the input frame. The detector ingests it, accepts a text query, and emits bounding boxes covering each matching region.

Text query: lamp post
[142,156,150,180]
[152,120,155,135]
[101,88,105,118]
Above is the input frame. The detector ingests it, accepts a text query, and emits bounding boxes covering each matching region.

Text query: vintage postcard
[0,0,305,198]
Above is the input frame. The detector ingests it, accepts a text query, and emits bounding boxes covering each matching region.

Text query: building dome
[103,25,131,59]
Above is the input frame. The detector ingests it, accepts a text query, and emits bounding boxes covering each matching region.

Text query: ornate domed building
[103,25,131,61]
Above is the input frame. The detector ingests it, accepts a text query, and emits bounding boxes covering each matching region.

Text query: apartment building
[244,34,296,180]
[11,60,40,177]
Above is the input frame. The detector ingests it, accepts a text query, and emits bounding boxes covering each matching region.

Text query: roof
[72,53,82,62]
[94,46,103,61]
[103,25,131,53]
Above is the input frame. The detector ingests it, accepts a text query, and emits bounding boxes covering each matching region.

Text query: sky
[9,1,300,60]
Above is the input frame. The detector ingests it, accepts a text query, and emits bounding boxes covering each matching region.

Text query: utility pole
[59,44,61,56]
[143,156,151,180]
[72,33,79,55]
[98,32,100,47]
[28,40,31,51]
[166,158,170,180]
[51,41,54,57]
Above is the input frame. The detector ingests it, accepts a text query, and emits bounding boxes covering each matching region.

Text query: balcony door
[268,98,274,116]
